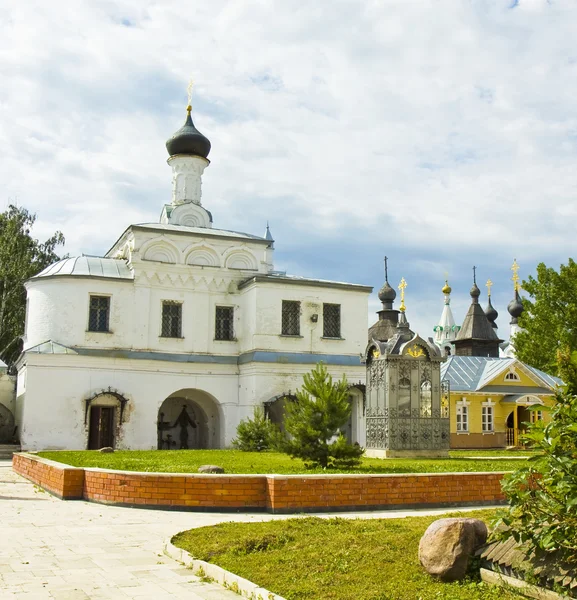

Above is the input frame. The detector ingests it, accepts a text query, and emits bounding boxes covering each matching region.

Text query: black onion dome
[378,281,396,303]
[470,282,481,301]
[484,298,498,325]
[166,109,211,158]
[508,291,524,321]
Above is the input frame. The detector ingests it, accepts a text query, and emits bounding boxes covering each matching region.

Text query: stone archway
[0,404,15,443]
[264,394,297,436]
[157,389,221,450]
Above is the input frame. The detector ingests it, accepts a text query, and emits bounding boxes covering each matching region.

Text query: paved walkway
[0,461,499,600]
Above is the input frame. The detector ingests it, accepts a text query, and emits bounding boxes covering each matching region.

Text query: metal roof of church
[33,257,134,280]
[441,355,562,392]
[131,223,270,242]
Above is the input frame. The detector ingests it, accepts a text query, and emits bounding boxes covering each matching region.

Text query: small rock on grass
[419,518,488,582]
[99,447,114,453]
[198,465,225,474]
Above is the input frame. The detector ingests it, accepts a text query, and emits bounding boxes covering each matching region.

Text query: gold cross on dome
[511,259,520,292]
[187,79,194,112]
[486,279,493,297]
[398,277,407,312]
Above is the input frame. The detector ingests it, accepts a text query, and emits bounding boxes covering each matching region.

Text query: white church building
[15,104,370,451]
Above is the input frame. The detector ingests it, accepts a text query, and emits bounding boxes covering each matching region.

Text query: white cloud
[1,0,576,338]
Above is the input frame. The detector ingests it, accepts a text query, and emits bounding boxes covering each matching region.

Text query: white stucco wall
[19,353,366,451]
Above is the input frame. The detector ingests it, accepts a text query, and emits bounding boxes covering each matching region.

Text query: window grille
[398,375,411,415]
[323,303,341,338]
[420,380,432,417]
[441,396,450,419]
[441,379,450,418]
[505,371,520,381]
[161,301,182,338]
[456,403,469,432]
[281,300,300,335]
[88,296,110,332]
[482,405,494,432]
[215,306,234,340]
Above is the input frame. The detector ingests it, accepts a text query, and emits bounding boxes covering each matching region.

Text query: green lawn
[37,449,532,474]
[172,510,521,600]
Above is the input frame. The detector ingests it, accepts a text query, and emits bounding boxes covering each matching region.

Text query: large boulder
[419,518,488,582]
[198,465,225,474]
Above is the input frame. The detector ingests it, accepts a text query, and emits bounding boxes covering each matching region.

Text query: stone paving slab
[0,460,500,599]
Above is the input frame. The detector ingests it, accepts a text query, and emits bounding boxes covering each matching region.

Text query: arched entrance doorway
[264,393,297,436]
[504,395,544,446]
[0,404,15,443]
[85,390,129,450]
[157,389,221,449]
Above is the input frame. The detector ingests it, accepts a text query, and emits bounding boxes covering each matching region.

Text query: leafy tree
[0,205,65,369]
[232,406,282,452]
[283,363,364,469]
[515,259,577,385]
[495,350,577,564]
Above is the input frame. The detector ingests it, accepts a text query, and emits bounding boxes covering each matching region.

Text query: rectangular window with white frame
[161,301,182,338]
[456,399,469,433]
[530,409,543,423]
[482,400,495,433]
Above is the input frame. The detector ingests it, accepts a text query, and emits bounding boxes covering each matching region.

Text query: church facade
[432,272,561,448]
[15,105,370,451]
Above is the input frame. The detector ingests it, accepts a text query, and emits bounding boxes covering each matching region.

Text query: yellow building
[434,267,561,448]
[441,351,560,448]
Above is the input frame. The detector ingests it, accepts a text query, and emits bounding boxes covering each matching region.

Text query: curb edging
[164,539,286,600]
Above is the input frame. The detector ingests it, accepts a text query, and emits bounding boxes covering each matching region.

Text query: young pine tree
[284,363,363,469]
[232,407,282,452]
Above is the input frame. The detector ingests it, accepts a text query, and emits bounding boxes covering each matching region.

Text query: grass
[172,509,522,600]
[37,449,533,474]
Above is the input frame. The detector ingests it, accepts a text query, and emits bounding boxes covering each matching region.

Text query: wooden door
[88,406,115,449]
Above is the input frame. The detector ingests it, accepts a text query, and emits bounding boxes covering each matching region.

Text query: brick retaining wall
[83,469,267,510]
[267,472,505,513]
[13,453,84,499]
[13,453,506,513]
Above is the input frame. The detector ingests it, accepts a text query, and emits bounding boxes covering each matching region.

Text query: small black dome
[166,109,211,158]
[484,298,498,324]
[378,281,396,303]
[508,291,524,320]
[470,282,481,299]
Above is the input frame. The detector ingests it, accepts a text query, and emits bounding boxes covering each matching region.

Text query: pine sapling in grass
[232,406,283,452]
[283,362,364,469]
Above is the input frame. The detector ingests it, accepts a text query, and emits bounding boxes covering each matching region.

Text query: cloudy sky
[1,0,575,338]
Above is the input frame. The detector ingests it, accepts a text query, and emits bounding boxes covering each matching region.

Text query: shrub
[232,407,282,452]
[494,388,577,562]
[283,362,364,469]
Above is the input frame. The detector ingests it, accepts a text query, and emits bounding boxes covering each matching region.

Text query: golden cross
[398,277,407,313]
[486,279,493,297]
[511,259,520,292]
[187,79,194,112]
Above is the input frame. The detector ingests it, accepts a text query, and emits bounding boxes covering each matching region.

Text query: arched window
[420,381,432,417]
[505,371,520,381]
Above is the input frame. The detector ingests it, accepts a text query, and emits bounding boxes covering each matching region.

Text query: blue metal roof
[441,355,562,393]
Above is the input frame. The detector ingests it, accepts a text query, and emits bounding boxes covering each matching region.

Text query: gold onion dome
[442,280,452,295]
